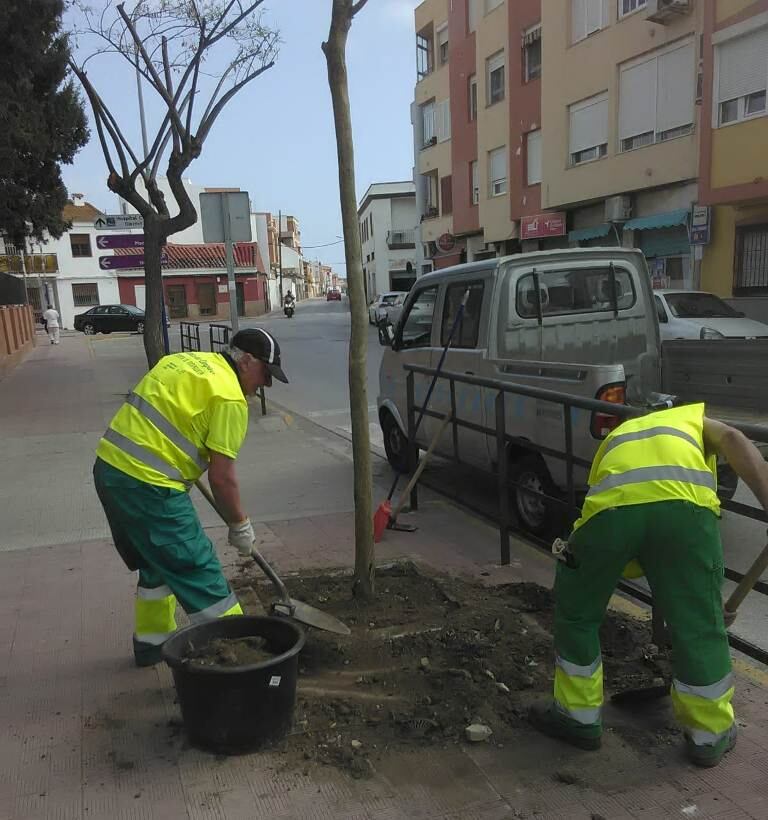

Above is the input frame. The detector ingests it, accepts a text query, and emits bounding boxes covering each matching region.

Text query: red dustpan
[373,500,391,543]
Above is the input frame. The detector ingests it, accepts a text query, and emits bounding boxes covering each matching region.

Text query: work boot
[528,701,602,751]
[685,724,738,768]
[132,636,164,668]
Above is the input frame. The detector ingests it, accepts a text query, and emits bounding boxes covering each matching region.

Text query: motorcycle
[283,300,295,318]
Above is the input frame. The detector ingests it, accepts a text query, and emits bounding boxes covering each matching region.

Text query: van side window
[441,281,484,348]
[399,286,438,349]
[516,267,636,318]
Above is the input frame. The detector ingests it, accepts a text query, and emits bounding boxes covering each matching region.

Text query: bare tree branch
[351,0,370,17]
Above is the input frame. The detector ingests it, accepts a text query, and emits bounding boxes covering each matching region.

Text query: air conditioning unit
[646,0,691,24]
[605,195,632,222]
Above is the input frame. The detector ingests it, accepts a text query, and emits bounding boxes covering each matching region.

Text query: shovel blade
[273,598,351,636]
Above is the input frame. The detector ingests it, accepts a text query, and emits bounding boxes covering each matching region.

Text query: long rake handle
[724,538,768,615]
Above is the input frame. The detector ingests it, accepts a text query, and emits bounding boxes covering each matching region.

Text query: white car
[368,291,408,325]
[653,290,768,340]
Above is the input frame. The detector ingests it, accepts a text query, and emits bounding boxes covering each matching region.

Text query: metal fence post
[407,370,418,512]
[564,405,576,517]
[495,390,510,565]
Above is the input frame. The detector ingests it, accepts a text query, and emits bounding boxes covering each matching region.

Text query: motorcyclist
[284,290,295,306]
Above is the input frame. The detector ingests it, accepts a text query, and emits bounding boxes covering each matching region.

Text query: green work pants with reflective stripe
[554,501,733,748]
[93,458,242,655]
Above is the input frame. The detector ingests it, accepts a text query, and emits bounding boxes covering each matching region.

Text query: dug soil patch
[232,562,672,778]
[183,636,276,668]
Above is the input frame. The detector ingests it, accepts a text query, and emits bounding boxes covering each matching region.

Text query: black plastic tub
[162,615,305,754]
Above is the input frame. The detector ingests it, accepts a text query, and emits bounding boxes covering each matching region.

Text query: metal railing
[179,321,201,352]
[404,363,768,664]
[209,323,266,416]
[386,229,416,248]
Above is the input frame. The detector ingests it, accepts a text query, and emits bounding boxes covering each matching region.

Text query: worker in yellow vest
[93,328,288,667]
[529,403,768,768]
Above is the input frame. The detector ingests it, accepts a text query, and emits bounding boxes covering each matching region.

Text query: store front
[623,209,691,290]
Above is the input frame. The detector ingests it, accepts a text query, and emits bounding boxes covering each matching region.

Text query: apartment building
[699,0,768,301]
[357,182,418,299]
[413,0,707,290]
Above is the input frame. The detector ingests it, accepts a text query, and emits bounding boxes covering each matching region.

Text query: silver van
[376,248,662,534]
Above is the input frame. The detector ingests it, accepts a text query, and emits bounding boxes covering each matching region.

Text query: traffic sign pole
[223,203,239,334]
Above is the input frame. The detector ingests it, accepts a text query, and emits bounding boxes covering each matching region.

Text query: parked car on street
[74,304,148,335]
[368,291,408,325]
[326,289,342,301]
[653,290,768,340]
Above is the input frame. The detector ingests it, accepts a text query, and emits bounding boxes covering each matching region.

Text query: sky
[63,0,421,273]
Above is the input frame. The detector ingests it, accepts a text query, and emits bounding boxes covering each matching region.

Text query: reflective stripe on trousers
[671,673,735,747]
[553,654,603,726]
[134,585,177,646]
[187,591,243,623]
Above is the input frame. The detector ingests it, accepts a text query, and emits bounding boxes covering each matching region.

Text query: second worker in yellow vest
[93,328,288,667]
[528,403,768,769]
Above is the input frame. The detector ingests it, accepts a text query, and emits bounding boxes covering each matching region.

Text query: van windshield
[664,292,739,319]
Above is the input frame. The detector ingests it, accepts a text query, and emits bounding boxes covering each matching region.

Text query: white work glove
[228,518,255,557]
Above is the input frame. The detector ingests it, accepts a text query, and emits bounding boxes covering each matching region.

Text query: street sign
[520,212,566,240]
[690,205,711,246]
[94,213,144,230]
[99,255,145,270]
[96,234,145,250]
[199,192,252,243]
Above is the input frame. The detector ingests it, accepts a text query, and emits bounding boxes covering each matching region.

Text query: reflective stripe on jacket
[573,403,720,532]
[96,352,246,491]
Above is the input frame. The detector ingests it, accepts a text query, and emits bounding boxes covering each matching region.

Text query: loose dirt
[183,636,276,668]
[231,562,673,778]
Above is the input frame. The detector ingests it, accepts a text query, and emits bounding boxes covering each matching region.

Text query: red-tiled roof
[114,242,266,272]
[62,201,104,223]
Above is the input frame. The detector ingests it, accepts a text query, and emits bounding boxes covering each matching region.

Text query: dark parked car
[326,289,342,301]
[74,304,147,335]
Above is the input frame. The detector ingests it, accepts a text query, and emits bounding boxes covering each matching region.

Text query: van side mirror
[377,317,395,348]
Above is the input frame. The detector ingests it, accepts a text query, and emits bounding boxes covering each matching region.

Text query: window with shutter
[569,93,608,165]
[435,99,451,142]
[436,24,448,64]
[469,75,478,121]
[440,176,453,215]
[486,51,505,105]
[526,130,542,185]
[488,147,507,196]
[619,40,695,151]
[523,25,541,82]
[716,27,768,126]
[470,161,479,205]
[572,0,606,44]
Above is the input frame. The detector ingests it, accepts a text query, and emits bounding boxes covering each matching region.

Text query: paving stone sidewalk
[2,335,768,819]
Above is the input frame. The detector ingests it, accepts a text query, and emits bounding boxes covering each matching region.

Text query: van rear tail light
[591,383,626,439]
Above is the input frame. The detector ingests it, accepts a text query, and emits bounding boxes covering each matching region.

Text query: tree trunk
[323,0,375,600]
[142,216,165,368]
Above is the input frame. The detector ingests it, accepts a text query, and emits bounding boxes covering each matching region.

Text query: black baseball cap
[230,328,288,383]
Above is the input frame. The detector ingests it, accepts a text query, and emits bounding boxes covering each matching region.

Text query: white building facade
[357,182,418,300]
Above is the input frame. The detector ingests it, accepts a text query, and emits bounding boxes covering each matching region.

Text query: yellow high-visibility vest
[574,402,720,535]
[96,352,247,491]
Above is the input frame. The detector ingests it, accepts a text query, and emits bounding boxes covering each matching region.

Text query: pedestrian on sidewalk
[93,328,289,667]
[529,403,768,768]
[43,305,60,345]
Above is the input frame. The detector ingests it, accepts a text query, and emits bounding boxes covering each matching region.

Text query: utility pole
[222,201,239,334]
[278,209,284,303]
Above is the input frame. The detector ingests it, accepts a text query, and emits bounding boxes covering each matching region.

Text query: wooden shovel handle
[724,538,768,614]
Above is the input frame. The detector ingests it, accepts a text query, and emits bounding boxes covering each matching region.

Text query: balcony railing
[386,229,416,249]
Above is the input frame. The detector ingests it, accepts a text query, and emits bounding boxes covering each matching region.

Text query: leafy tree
[0,0,88,247]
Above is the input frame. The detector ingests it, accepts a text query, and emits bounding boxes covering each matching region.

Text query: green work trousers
[553,501,734,749]
[93,458,241,660]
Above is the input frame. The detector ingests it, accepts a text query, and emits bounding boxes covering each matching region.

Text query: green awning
[568,223,611,242]
[623,208,689,232]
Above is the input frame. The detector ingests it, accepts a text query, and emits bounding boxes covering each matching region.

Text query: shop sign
[520,212,566,240]
[436,233,457,253]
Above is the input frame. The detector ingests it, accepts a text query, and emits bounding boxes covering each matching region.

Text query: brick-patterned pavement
[3,335,768,819]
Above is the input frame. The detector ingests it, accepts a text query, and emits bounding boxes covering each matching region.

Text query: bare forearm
[209,473,246,524]
[719,429,768,512]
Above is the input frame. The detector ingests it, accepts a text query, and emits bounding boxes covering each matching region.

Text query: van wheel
[381,411,410,474]
[508,453,562,537]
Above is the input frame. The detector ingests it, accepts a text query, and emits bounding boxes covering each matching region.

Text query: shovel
[195,479,351,636]
[611,537,768,706]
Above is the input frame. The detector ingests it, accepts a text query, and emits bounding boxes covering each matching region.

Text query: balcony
[386,229,416,249]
